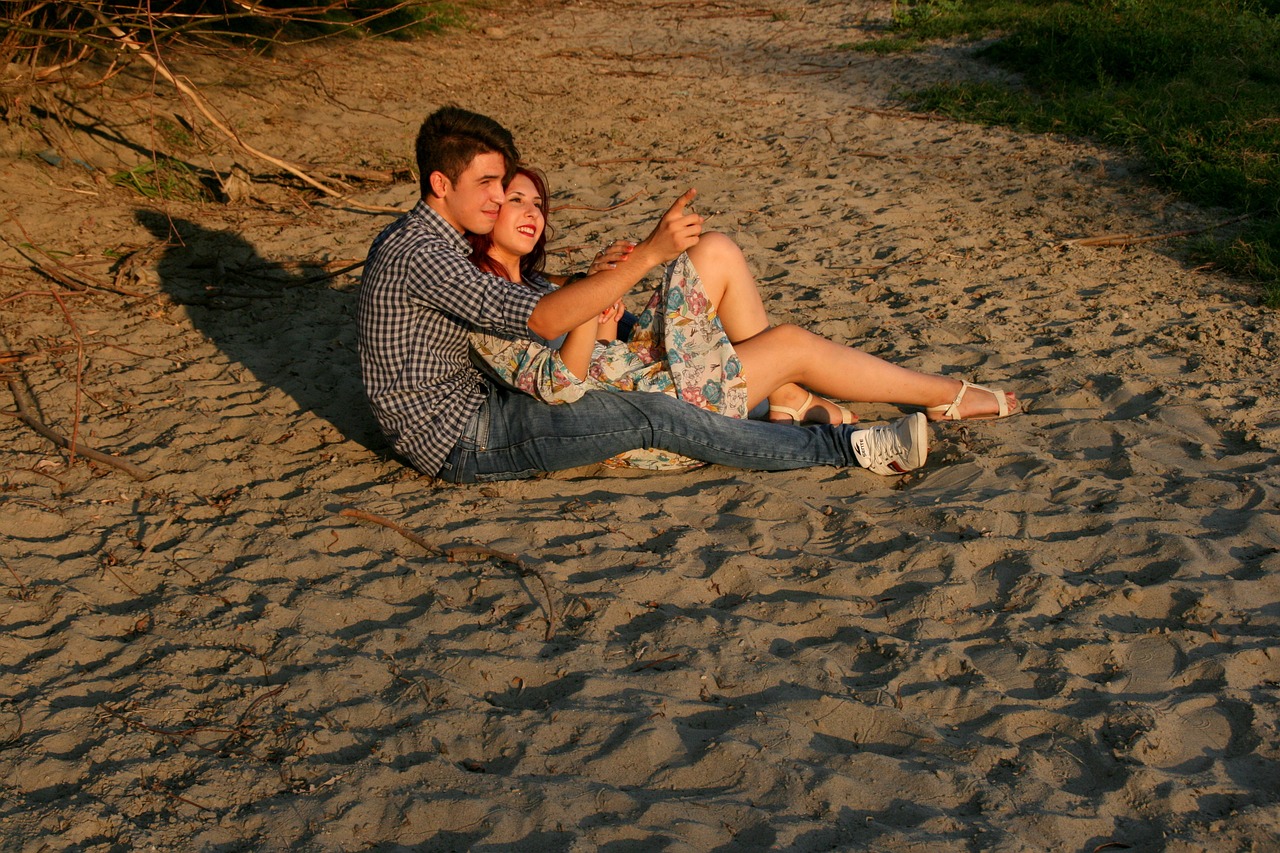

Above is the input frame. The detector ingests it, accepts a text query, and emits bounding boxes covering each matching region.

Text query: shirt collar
[411,198,472,257]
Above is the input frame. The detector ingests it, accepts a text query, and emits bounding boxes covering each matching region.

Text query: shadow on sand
[137,208,388,455]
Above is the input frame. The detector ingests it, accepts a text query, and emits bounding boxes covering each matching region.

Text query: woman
[468,168,1019,465]
[468,167,751,469]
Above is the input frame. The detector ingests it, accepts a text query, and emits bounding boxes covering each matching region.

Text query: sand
[1,1,1278,850]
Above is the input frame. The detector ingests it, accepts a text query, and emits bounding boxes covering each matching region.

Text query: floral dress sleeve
[470,330,588,404]
[468,273,589,404]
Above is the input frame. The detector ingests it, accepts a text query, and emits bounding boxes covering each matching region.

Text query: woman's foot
[768,388,858,424]
[926,380,1020,421]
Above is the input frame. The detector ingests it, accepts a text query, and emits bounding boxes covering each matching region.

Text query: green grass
[870,0,1280,306]
[109,158,213,202]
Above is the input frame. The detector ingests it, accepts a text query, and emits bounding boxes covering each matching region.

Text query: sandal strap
[942,380,1011,419]
[939,380,972,421]
[768,391,815,422]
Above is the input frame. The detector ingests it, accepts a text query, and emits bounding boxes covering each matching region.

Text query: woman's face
[490,173,545,260]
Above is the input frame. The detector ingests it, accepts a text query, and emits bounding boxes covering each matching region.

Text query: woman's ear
[428,170,451,198]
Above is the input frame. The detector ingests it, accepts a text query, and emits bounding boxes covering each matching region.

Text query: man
[357,106,927,483]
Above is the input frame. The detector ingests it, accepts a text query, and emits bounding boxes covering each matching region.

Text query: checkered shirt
[357,200,543,475]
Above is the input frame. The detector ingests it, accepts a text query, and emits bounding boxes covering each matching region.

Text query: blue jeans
[437,385,860,483]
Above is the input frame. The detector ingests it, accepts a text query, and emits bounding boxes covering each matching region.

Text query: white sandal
[926,380,1021,421]
[768,391,858,425]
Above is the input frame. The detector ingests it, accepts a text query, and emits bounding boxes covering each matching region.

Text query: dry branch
[1,557,32,601]
[5,379,154,481]
[101,18,403,215]
[1059,214,1253,248]
[4,216,146,298]
[339,507,559,641]
[48,289,84,463]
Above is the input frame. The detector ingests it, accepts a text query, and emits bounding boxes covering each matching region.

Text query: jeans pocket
[453,399,489,451]
[438,399,489,483]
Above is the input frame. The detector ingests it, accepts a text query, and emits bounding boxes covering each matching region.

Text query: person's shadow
[137,209,389,455]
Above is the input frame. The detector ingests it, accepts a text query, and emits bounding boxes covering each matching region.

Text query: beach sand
[1,1,1278,850]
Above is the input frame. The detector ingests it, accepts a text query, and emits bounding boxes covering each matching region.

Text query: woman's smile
[489,172,546,264]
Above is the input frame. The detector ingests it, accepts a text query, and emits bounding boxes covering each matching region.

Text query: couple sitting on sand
[357,107,1020,483]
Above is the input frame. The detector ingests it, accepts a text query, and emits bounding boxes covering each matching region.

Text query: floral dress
[470,252,749,470]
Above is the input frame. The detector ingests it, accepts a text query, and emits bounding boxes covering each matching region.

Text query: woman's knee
[687,231,741,265]
[770,323,816,346]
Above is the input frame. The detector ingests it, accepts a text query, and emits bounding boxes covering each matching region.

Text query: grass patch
[879,0,1280,306]
[109,158,214,202]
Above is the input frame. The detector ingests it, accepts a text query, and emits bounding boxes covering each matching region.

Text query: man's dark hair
[415,106,519,199]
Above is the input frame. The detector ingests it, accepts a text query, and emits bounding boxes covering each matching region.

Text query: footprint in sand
[1131,695,1235,771]
[967,644,1038,698]
[1113,634,1180,697]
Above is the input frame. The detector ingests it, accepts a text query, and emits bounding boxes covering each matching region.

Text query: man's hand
[634,188,703,265]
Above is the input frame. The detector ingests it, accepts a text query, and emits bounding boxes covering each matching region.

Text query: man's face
[430,151,508,234]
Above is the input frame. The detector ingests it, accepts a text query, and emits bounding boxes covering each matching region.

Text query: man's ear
[427,170,452,198]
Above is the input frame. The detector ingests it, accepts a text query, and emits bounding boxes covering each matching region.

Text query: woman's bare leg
[733,324,1016,419]
[687,233,850,422]
[685,233,1014,419]
[685,233,770,338]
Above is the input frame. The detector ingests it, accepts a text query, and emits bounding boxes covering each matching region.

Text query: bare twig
[1,556,33,601]
[6,379,154,481]
[220,684,286,753]
[140,775,217,813]
[98,551,141,596]
[137,510,182,561]
[339,507,437,551]
[3,216,147,298]
[100,704,238,741]
[101,19,403,215]
[339,507,558,640]
[49,289,84,464]
[634,653,682,671]
[1060,214,1253,248]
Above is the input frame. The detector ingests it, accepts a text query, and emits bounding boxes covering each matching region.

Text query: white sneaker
[850,412,928,475]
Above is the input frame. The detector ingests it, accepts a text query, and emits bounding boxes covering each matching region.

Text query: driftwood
[5,379,153,481]
[102,19,403,216]
[338,507,559,641]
